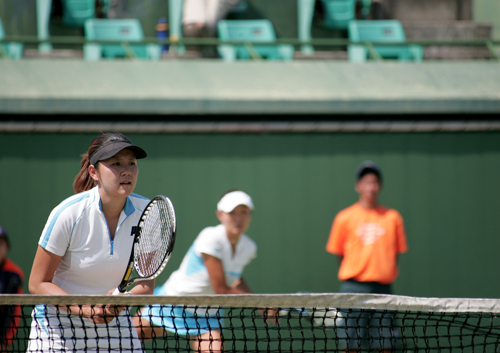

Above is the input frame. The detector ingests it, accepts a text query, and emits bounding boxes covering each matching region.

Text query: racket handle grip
[113,287,133,295]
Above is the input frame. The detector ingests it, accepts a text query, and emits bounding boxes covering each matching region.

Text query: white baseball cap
[217,191,254,213]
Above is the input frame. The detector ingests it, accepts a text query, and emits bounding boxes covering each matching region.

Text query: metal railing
[1,36,500,61]
[2,121,500,133]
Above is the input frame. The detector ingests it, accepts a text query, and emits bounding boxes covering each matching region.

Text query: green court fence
[1,126,499,300]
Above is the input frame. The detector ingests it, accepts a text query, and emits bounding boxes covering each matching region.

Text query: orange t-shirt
[326,203,408,284]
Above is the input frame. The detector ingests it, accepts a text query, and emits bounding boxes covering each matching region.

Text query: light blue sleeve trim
[123,197,135,217]
[40,193,90,249]
[128,193,150,214]
[185,244,206,276]
[34,304,49,335]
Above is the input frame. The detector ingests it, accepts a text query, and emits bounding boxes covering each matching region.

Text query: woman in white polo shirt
[133,189,259,353]
[27,132,153,353]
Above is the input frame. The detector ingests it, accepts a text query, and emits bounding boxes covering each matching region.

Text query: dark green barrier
[1,131,499,299]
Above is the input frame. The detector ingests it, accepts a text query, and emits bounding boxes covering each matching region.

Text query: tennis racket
[113,195,176,294]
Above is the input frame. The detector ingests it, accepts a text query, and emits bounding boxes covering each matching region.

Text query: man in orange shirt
[326,161,408,352]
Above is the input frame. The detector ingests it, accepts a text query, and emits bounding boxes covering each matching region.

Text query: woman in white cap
[133,189,258,352]
[27,132,152,352]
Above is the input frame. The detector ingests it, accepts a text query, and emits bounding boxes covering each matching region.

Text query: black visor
[89,141,147,166]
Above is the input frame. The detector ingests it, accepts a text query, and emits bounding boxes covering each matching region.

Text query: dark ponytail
[73,152,96,194]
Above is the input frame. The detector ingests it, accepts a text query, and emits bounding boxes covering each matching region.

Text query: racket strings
[135,199,175,277]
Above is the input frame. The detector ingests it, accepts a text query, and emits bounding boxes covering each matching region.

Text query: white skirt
[27,304,143,353]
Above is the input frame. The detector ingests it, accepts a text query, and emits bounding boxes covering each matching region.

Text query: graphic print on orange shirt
[355,222,386,245]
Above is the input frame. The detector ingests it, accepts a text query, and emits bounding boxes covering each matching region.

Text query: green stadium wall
[1,131,499,299]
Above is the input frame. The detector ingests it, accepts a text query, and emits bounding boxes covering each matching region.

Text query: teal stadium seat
[348,20,424,62]
[320,0,356,30]
[217,19,294,62]
[84,19,161,60]
[0,18,23,59]
[297,0,371,54]
[62,0,96,27]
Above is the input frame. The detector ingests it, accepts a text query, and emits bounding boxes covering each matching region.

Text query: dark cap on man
[356,160,382,182]
[0,226,10,248]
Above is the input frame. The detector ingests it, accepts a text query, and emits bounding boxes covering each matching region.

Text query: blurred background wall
[1,131,499,299]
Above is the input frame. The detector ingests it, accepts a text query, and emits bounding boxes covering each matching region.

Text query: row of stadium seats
[0,0,423,62]
[82,18,422,63]
[58,0,371,32]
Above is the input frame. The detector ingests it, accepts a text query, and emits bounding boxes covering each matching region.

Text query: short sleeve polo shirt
[160,224,257,296]
[38,186,150,295]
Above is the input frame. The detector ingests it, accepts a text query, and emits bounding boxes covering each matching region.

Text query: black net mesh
[2,293,500,352]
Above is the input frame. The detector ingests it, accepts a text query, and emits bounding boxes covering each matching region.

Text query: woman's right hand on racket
[103,281,156,322]
[63,304,116,325]
[66,280,153,325]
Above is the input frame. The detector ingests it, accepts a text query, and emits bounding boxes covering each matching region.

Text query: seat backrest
[218,20,277,43]
[85,19,144,41]
[349,20,407,43]
[63,0,95,15]
[62,0,95,26]
[321,0,356,22]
